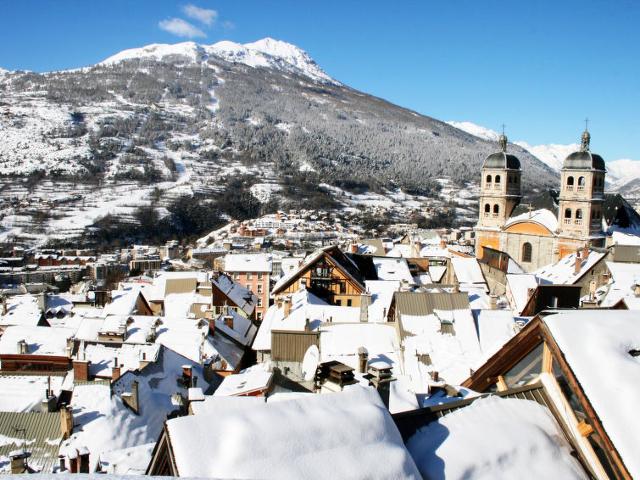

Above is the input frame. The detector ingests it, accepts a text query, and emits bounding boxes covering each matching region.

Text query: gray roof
[394,291,470,317]
[563,150,605,171]
[483,152,521,170]
[0,411,63,473]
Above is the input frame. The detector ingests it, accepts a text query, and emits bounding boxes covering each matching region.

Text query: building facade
[475,129,607,272]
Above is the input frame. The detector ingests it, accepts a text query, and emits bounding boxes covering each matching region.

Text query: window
[521,242,532,263]
[492,204,499,217]
[504,343,543,388]
[256,312,263,321]
[347,299,352,307]
[567,176,574,186]
[257,284,263,294]
[486,174,492,184]
[484,204,490,217]
[495,175,501,184]
[246,272,253,280]
[233,273,239,281]
[257,298,263,307]
[258,272,263,280]
[335,299,342,306]
[564,208,572,218]
[578,176,586,191]
[576,209,583,225]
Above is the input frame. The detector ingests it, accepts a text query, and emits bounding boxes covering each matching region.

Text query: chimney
[60,405,73,439]
[41,392,57,413]
[634,282,640,297]
[112,358,121,381]
[452,281,460,294]
[430,371,440,382]
[439,238,447,250]
[68,450,79,474]
[574,252,583,275]
[73,359,91,382]
[299,278,307,290]
[182,365,193,388]
[147,324,157,342]
[66,338,74,358]
[350,243,358,254]
[37,292,46,313]
[78,447,90,473]
[582,244,590,259]
[358,347,369,374]
[58,455,66,472]
[10,451,30,474]
[489,294,498,310]
[223,314,234,330]
[17,339,29,354]
[283,296,292,317]
[359,292,372,322]
[304,318,311,332]
[122,380,140,415]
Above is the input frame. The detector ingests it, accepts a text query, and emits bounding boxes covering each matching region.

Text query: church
[474,128,609,272]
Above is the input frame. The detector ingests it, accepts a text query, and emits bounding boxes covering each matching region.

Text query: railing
[563,219,572,224]
[577,186,585,192]
[492,213,499,218]
[565,186,573,191]
[575,219,583,225]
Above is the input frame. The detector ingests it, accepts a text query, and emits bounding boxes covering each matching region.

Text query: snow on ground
[406,396,588,479]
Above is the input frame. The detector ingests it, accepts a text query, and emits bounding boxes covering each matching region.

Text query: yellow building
[475,129,606,272]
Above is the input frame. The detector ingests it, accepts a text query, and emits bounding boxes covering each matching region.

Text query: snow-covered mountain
[100,37,336,85]
[446,121,500,142]
[513,141,579,172]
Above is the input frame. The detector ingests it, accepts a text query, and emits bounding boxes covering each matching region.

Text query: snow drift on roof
[406,396,587,479]
[167,385,421,479]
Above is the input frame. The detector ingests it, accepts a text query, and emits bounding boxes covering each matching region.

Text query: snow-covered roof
[365,280,400,322]
[320,323,400,372]
[224,253,271,273]
[406,396,587,479]
[98,443,156,475]
[450,257,486,287]
[475,309,517,362]
[0,325,75,356]
[386,244,415,258]
[543,310,640,477]
[253,289,360,351]
[166,385,421,478]
[400,309,482,389]
[214,308,257,347]
[103,286,141,316]
[536,250,606,285]
[0,294,42,327]
[373,257,414,283]
[0,374,66,412]
[505,208,559,233]
[611,230,640,246]
[82,343,160,378]
[213,367,273,397]
[600,261,640,308]
[506,273,538,314]
[211,273,257,316]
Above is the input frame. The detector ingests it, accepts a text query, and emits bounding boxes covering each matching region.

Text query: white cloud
[158,17,206,38]
[222,20,235,30]
[183,4,218,26]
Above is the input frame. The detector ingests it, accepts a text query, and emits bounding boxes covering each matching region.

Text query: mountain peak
[99,38,336,84]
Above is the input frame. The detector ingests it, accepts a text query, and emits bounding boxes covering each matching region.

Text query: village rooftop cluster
[0,135,639,479]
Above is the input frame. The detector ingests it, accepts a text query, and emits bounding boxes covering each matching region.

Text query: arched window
[565,208,572,218]
[493,204,500,214]
[495,175,501,184]
[484,204,491,215]
[521,242,532,263]
[567,176,574,186]
[578,177,586,190]
[486,174,492,184]
[576,209,583,219]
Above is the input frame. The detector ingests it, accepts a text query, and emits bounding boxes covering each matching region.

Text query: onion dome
[483,132,521,169]
[563,128,605,171]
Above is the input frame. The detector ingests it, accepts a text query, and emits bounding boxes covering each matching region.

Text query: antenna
[501,123,506,136]
[584,117,589,131]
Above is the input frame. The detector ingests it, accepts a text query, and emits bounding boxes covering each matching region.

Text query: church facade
[475,129,607,272]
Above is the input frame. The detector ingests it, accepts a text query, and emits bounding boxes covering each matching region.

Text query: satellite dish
[301,344,320,381]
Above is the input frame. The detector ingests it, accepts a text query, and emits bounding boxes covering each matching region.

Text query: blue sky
[1,0,639,160]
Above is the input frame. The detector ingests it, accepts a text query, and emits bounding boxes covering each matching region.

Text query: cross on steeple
[584,117,589,131]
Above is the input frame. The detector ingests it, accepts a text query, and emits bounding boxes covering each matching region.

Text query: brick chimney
[112,358,121,381]
[223,314,234,330]
[17,339,29,354]
[60,405,73,439]
[78,447,90,473]
[489,294,498,310]
[73,360,90,382]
